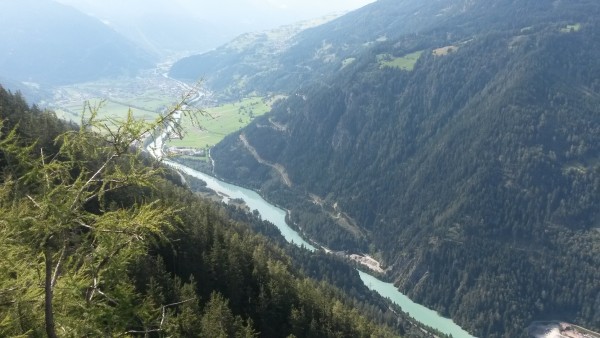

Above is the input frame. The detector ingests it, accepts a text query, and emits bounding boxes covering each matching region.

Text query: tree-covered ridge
[170,0,600,99]
[210,18,600,338]
[0,86,408,337]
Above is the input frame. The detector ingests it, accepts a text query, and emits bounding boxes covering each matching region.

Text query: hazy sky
[56,0,376,27]
[54,0,376,53]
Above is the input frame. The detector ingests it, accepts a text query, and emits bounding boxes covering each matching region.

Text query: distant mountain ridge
[201,1,600,337]
[169,14,343,98]
[0,0,155,86]
[170,0,600,98]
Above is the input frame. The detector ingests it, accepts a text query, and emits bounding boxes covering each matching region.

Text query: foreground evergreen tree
[0,95,195,336]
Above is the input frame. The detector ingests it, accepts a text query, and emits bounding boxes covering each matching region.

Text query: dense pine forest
[207,4,600,338]
[0,86,438,337]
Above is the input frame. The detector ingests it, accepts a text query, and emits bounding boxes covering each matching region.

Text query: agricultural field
[50,69,191,123]
[378,50,424,71]
[46,66,282,157]
[55,99,159,122]
[169,96,282,150]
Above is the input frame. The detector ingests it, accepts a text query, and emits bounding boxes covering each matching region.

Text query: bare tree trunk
[45,249,58,338]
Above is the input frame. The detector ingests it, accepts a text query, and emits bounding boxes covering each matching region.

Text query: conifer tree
[0,91,199,336]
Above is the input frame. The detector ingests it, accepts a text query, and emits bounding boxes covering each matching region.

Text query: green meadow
[378,50,424,71]
[169,96,277,149]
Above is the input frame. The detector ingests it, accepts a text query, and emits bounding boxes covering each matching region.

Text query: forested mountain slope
[170,0,600,99]
[0,0,154,85]
[169,15,341,99]
[0,86,417,337]
[210,11,600,338]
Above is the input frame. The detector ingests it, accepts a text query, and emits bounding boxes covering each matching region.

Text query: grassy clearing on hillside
[560,23,581,33]
[169,96,277,149]
[433,45,459,56]
[341,58,356,69]
[378,50,424,71]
